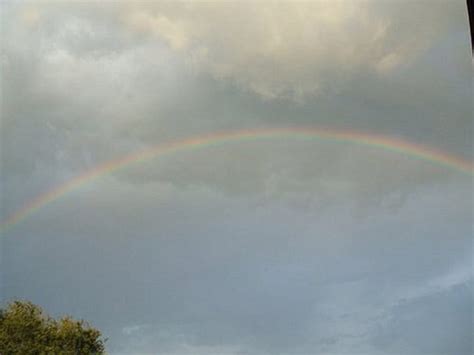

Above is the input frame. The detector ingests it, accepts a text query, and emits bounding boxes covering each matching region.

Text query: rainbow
[1,127,472,232]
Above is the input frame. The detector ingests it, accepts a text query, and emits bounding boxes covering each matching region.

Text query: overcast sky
[1,1,472,354]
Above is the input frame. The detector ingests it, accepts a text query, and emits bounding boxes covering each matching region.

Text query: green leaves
[0,301,105,354]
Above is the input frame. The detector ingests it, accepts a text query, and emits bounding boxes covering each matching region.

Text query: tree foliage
[0,300,105,354]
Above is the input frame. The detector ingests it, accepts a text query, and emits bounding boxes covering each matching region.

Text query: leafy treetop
[0,300,106,354]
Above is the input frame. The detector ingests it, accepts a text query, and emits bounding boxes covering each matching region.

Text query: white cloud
[121,0,463,100]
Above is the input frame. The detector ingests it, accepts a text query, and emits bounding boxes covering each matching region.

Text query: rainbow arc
[1,127,472,232]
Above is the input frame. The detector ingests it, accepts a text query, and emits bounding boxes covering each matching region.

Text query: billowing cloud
[2,0,471,212]
[122,1,465,100]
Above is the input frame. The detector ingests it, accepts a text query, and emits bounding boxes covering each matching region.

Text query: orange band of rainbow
[2,127,472,232]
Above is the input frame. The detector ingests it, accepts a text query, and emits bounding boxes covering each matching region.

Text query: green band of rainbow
[2,127,472,232]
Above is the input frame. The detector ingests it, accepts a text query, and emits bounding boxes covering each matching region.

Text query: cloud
[122,1,465,100]
[1,0,469,217]
[372,281,472,354]
[3,179,471,354]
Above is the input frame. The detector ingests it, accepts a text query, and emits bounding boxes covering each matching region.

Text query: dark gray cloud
[1,1,472,354]
[372,282,472,355]
[3,179,471,354]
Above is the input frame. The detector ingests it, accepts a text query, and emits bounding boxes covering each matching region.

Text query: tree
[0,300,106,354]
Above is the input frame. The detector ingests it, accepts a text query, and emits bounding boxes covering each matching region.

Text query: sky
[0,1,472,354]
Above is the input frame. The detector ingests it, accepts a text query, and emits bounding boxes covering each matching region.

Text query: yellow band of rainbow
[2,127,472,232]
